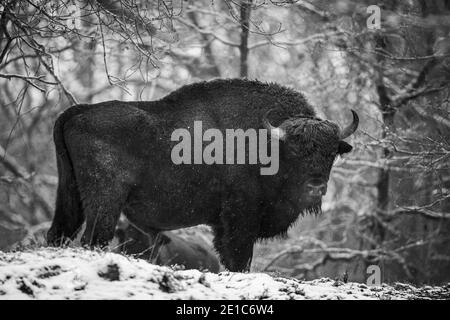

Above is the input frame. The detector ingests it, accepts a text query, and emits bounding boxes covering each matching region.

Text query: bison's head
[263,109,358,214]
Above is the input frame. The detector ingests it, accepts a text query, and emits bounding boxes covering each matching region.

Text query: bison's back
[132,78,316,130]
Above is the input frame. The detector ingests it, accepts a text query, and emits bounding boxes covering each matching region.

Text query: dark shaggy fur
[47,78,356,271]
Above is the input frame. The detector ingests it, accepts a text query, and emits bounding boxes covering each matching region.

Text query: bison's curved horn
[340,109,359,140]
[263,110,286,141]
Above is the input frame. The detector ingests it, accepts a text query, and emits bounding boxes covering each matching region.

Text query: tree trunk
[239,0,252,78]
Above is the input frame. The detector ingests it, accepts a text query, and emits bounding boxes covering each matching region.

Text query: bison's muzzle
[305,177,328,198]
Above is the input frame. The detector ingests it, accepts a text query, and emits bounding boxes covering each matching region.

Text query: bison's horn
[340,109,359,140]
[263,110,286,141]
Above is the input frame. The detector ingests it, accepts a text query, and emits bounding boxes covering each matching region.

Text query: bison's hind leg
[72,151,132,247]
[80,179,130,247]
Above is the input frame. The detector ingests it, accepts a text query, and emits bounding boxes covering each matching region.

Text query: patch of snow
[0,248,449,300]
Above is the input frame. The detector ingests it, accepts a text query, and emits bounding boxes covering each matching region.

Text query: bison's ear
[338,141,353,155]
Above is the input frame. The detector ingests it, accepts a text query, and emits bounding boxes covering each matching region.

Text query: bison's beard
[301,204,322,217]
[286,196,323,217]
[258,199,323,240]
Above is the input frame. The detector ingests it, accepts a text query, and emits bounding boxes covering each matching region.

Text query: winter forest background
[0,0,449,285]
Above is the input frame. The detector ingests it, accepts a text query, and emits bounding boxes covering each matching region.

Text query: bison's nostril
[306,183,327,196]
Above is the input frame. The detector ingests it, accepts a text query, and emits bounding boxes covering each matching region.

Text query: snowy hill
[0,248,449,300]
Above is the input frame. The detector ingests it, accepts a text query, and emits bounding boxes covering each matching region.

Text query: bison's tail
[47,106,87,245]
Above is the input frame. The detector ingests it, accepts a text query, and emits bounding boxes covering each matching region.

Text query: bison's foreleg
[213,224,255,272]
[219,232,254,272]
[214,192,259,272]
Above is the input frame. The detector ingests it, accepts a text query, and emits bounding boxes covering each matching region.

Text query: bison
[47,79,358,272]
[116,224,221,272]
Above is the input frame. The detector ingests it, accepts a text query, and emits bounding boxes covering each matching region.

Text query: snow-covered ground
[0,248,449,300]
